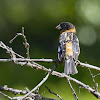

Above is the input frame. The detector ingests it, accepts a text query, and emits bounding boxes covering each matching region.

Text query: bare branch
[0,41,100,99]
[0,85,27,95]
[21,27,30,58]
[9,33,22,43]
[78,62,100,72]
[45,86,63,100]
[0,58,100,72]
[88,68,98,92]
[0,41,24,58]
[67,78,78,100]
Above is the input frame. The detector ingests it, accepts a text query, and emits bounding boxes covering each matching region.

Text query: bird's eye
[63,24,66,27]
[61,24,66,27]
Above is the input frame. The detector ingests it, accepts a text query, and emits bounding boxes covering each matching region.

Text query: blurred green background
[0,0,100,100]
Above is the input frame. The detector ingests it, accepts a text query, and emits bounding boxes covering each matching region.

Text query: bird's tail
[64,56,78,75]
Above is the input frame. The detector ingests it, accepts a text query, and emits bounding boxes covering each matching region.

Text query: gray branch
[0,58,55,62]
[0,58,100,71]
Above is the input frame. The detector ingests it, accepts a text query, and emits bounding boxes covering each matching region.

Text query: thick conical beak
[56,24,61,30]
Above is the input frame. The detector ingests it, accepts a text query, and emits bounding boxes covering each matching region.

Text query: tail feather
[64,57,78,75]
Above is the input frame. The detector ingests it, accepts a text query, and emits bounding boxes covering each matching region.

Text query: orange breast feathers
[65,42,73,57]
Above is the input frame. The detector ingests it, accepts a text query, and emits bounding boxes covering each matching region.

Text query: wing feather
[72,34,80,60]
[58,33,66,61]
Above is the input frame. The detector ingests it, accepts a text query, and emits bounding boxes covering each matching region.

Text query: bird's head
[56,22,76,33]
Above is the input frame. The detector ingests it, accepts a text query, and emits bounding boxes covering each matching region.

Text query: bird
[56,22,80,75]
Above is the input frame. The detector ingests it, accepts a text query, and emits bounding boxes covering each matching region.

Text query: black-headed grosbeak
[56,22,80,75]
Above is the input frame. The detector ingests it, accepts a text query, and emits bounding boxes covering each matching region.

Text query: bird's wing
[72,34,80,60]
[58,33,66,61]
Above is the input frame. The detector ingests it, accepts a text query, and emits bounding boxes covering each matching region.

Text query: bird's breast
[66,42,73,56]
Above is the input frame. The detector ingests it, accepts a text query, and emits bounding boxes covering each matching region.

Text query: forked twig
[88,68,98,92]
[94,73,100,77]
[9,27,30,58]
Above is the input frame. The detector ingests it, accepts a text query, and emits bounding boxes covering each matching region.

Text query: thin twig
[0,91,12,100]
[0,41,24,58]
[94,73,100,77]
[67,78,78,100]
[78,62,100,71]
[0,85,27,95]
[21,27,30,58]
[45,86,63,100]
[88,68,98,91]
[9,33,22,43]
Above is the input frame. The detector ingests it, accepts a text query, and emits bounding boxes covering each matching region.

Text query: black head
[56,22,75,32]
